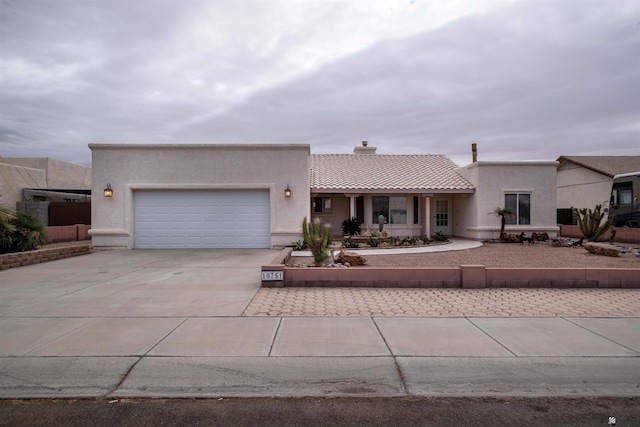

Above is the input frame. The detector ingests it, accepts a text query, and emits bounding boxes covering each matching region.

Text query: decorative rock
[335,250,366,266]
[584,243,620,257]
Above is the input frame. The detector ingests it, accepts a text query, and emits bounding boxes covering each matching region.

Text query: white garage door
[134,190,270,249]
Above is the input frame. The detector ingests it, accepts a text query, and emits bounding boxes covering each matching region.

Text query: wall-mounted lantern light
[284,184,292,198]
[103,183,113,198]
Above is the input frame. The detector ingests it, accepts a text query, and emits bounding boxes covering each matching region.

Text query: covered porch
[310,191,470,238]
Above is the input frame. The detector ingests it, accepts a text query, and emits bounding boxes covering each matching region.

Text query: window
[612,183,633,205]
[505,193,530,225]
[435,199,448,226]
[372,196,407,224]
[313,197,332,213]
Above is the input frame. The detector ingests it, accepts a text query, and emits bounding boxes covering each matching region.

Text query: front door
[433,199,451,237]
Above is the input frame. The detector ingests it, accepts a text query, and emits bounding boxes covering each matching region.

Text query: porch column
[422,194,432,237]
[344,194,361,219]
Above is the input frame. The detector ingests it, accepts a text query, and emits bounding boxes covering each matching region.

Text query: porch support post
[344,194,361,219]
[422,194,432,237]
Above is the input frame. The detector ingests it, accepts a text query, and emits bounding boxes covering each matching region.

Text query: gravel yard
[293,241,640,268]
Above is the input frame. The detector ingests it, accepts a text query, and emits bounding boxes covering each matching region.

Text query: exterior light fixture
[284,184,292,198]
[103,183,113,198]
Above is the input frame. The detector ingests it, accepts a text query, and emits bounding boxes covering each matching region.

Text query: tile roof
[557,156,640,177]
[311,154,475,192]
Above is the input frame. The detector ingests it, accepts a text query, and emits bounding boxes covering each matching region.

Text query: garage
[134,190,270,249]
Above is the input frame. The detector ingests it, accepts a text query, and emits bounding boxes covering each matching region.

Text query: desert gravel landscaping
[295,241,640,268]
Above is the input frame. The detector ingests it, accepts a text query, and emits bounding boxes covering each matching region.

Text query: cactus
[576,204,614,242]
[302,217,331,266]
[378,214,385,232]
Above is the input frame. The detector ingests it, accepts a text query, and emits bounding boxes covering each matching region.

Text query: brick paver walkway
[243,288,640,317]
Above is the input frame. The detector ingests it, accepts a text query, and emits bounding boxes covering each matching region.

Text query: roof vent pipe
[354,141,377,154]
[472,143,478,162]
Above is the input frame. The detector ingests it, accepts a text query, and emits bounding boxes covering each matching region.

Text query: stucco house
[89,142,559,249]
[0,156,92,225]
[556,156,640,224]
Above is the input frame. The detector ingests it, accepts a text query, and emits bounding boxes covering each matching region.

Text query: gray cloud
[0,0,638,167]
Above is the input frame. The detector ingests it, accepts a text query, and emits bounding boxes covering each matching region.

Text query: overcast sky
[1,0,638,167]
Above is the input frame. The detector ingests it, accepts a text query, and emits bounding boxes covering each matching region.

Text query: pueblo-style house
[89,142,558,249]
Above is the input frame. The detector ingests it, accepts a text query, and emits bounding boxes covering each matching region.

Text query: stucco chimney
[472,143,477,162]
[354,141,377,154]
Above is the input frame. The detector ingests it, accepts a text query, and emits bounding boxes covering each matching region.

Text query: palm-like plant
[0,196,47,253]
[0,201,17,252]
[12,212,47,252]
[491,207,514,240]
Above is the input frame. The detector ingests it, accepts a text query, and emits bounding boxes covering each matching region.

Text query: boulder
[335,250,366,266]
[584,243,620,257]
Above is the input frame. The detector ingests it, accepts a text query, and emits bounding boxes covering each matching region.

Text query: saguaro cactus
[302,217,331,266]
[577,204,614,242]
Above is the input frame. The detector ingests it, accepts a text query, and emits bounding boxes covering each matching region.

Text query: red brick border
[0,244,92,270]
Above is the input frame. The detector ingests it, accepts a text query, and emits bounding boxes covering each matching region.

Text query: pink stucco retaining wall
[261,248,640,288]
[558,224,640,244]
[44,225,92,243]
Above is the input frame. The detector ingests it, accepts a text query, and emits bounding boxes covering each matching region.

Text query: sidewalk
[0,248,638,399]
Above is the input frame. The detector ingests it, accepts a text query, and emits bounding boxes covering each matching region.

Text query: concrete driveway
[0,249,278,318]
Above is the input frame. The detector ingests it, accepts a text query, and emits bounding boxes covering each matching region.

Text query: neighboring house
[0,156,91,225]
[89,142,559,249]
[556,156,640,224]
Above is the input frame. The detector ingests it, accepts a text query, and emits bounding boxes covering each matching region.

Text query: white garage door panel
[135,190,270,249]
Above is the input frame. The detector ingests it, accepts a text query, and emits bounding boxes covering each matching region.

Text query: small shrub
[366,235,379,247]
[0,210,47,253]
[291,240,307,251]
[390,236,402,246]
[420,235,432,244]
[402,236,417,246]
[341,217,362,236]
[432,231,449,242]
[342,236,360,248]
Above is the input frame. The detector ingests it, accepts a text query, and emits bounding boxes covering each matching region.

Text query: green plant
[402,236,417,246]
[342,236,360,248]
[420,235,432,244]
[378,214,385,232]
[0,205,16,251]
[390,236,402,246]
[341,217,362,236]
[490,207,513,240]
[291,240,307,251]
[366,235,379,247]
[432,231,449,242]
[0,205,47,254]
[577,204,615,242]
[302,217,331,266]
[12,212,47,252]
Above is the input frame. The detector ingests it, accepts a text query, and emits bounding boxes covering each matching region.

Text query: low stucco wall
[44,225,92,243]
[558,224,640,244]
[261,261,640,288]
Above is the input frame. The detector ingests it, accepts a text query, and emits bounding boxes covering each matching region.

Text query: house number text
[262,271,283,281]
